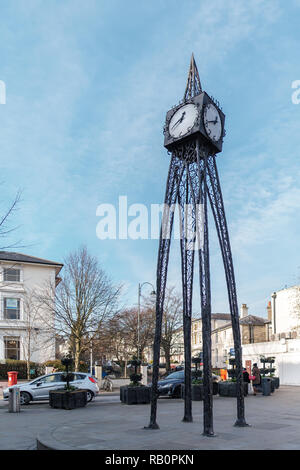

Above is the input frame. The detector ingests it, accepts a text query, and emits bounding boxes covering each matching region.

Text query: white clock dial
[203,103,222,142]
[168,103,198,138]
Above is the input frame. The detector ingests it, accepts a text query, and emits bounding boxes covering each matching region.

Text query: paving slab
[0,386,300,450]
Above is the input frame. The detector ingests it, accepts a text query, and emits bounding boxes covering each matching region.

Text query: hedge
[0,360,44,380]
[0,359,89,380]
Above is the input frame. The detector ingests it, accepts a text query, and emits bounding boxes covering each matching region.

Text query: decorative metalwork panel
[184,53,202,101]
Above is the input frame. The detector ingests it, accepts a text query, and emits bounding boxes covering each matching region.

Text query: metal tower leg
[206,155,248,427]
[178,162,195,423]
[196,147,214,436]
[146,155,185,429]
[187,144,214,436]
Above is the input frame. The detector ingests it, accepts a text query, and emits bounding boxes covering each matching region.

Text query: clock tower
[164,90,225,154]
[146,55,248,436]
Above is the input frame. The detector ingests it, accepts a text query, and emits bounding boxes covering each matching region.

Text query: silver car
[3,372,99,405]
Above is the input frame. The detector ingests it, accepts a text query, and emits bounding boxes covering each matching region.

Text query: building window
[4,337,20,360]
[249,325,254,344]
[215,332,218,344]
[3,298,20,319]
[3,268,20,282]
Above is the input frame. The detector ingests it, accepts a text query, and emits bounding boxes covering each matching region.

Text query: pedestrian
[243,367,250,394]
[243,368,250,383]
[251,363,261,395]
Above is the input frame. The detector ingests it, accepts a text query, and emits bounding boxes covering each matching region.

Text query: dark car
[150,369,220,398]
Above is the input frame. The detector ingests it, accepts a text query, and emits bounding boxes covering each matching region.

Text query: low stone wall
[111,378,130,389]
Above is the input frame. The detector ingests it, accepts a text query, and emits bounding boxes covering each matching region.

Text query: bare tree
[0,189,49,377]
[1,287,54,379]
[101,287,183,369]
[96,316,132,363]
[110,307,155,361]
[22,289,55,379]
[145,286,183,371]
[160,287,183,371]
[0,190,22,249]
[39,246,121,371]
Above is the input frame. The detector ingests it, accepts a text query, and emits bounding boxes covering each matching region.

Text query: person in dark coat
[243,368,250,383]
[243,368,250,393]
[252,363,261,395]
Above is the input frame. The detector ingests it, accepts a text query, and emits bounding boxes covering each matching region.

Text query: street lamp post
[137,282,156,361]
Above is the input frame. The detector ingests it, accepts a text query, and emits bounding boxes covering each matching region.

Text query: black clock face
[203,103,222,142]
[168,103,198,138]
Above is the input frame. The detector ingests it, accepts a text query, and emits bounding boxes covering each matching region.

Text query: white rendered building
[271,286,300,339]
[0,252,63,363]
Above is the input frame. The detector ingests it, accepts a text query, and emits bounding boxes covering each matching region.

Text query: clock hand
[171,111,186,129]
[207,117,218,124]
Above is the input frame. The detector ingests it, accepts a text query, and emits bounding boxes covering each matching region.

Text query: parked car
[102,361,122,378]
[149,369,220,398]
[3,372,99,405]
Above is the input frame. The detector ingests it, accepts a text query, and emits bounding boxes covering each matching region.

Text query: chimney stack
[240,303,249,318]
[267,301,272,322]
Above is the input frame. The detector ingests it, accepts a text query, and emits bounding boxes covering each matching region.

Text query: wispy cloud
[1,0,300,317]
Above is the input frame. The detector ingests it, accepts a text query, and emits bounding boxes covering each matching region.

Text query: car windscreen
[164,371,184,380]
[30,378,45,384]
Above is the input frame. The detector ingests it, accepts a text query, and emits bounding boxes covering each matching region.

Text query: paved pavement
[1,385,300,450]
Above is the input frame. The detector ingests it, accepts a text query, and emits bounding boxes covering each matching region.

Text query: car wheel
[20,392,31,405]
[86,390,94,402]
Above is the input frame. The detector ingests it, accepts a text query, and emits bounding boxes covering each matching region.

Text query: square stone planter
[192,384,203,401]
[191,384,203,401]
[180,384,203,401]
[181,382,218,401]
[120,385,151,405]
[218,381,248,397]
[49,389,87,410]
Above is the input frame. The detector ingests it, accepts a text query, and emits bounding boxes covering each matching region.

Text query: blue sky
[0,0,300,317]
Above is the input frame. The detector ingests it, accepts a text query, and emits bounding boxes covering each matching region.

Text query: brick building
[211,303,271,368]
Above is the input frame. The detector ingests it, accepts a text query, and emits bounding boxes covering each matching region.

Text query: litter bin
[270,378,275,393]
[261,377,271,396]
[8,387,20,413]
[7,371,18,386]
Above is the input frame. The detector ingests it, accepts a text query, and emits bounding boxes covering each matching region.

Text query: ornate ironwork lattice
[146,56,247,435]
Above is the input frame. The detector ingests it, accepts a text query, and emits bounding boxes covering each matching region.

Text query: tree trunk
[27,359,30,380]
[164,347,171,373]
[27,334,31,380]
[74,339,81,372]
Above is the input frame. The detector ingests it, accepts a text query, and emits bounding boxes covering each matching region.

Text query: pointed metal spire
[183,53,202,101]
